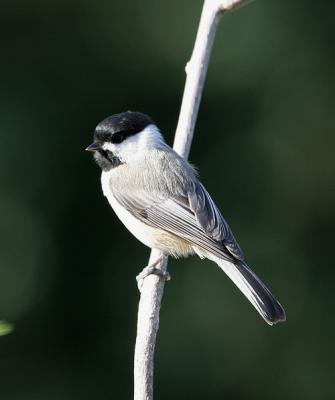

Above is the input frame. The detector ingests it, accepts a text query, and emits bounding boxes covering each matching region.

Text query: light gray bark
[134,1,254,399]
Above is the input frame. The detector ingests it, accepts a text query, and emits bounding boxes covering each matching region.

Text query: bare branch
[134,250,168,400]
[219,0,254,12]
[173,0,254,158]
[134,1,254,400]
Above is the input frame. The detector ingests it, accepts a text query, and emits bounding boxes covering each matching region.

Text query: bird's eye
[111,133,124,144]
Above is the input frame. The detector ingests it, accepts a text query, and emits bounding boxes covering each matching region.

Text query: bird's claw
[136,261,171,291]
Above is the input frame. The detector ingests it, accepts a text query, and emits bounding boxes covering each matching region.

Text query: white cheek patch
[101,139,139,163]
[102,142,117,152]
[100,125,164,163]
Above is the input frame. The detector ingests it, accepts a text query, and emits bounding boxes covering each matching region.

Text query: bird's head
[86,111,163,171]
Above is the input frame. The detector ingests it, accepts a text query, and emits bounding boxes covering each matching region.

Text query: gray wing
[188,182,244,260]
[112,178,244,262]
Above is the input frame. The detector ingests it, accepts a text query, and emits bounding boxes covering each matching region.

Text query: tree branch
[134,1,254,399]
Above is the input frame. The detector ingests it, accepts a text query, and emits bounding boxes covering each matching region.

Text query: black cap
[94,111,154,143]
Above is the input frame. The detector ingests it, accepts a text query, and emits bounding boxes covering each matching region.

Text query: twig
[134,1,254,399]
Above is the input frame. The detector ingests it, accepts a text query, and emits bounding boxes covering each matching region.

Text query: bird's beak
[85,142,101,152]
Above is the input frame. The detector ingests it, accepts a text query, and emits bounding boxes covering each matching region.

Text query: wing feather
[187,182,244,260]
[112,179,244,262]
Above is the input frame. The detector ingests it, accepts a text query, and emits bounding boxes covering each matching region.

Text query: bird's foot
[136,256,171,291]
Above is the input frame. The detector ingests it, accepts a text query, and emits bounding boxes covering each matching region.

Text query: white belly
[100,171,193,257]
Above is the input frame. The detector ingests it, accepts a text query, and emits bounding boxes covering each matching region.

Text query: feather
[206,254,286,325]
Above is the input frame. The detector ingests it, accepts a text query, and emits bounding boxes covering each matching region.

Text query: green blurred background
[1,0,334,399]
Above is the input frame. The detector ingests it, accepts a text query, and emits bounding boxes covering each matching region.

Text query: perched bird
[86,111,286,325]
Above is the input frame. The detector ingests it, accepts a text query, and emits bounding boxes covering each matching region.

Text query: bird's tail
[208,255,286,325]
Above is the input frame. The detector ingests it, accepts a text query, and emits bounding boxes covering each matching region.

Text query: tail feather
[208,255,286,325]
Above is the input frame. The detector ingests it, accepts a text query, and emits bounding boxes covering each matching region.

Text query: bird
[86,111,286,325]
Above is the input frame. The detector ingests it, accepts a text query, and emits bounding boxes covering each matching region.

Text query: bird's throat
[94,149,124,171]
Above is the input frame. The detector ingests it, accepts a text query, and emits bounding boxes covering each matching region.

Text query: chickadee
[86,111,286,325]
